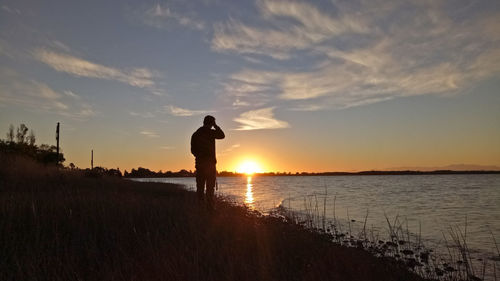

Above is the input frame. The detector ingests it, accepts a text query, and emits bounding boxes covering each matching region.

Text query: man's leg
[205,164,216,209]
[195,165,206,202]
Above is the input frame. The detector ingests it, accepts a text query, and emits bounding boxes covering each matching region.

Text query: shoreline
[132,174,500,281]
[1,156,426,281]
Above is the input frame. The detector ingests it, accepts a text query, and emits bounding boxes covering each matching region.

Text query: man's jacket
[191,126,225,164]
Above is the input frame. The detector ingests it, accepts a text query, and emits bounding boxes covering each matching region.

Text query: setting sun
[236,160,263,175]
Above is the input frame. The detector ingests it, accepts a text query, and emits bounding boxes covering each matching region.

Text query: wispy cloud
[289,104,325,112]
[49,40,71,52]
[219,143,241,155]
[0,68,95,119]
[213,21,294,60]
[234,107,289,130]
[140,130,159,138]
[142,3,204,30]
[166,105,213,117]
[0,40,13,58]
[33,48,157,89]
[225,144,240,151]
[64,90,81,100]
[222,70,280,108]
[232,99,250,108]
[215,0,500,109]
[160,145,175,150]
[212,0,368,59]
[129,111,154,118]
[1,5,20,15]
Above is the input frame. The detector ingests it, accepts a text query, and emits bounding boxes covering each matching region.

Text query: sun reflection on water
[244,176,254,209]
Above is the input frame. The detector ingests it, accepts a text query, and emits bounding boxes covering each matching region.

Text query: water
[135,174,500,277]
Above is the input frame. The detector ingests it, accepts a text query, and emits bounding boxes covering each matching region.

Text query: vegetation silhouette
[0,123,64,165]
[124,167,193,178]
[123,169,500,178]
[0,123,122,178]
[83,166,123,178]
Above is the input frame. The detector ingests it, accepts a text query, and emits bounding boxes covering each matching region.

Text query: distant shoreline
[249,170,500,176]
[125,169,500,178]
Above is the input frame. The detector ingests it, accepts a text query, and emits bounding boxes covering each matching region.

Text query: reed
[489,226,500,261]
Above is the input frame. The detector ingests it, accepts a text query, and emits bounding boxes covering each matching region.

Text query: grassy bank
[0,156,425,281]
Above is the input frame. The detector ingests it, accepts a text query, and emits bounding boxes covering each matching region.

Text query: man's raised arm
[213,124,225,139]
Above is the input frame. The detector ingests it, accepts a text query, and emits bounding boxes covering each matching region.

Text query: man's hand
[213,123,225,139]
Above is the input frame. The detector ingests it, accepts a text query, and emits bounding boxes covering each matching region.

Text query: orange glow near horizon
[236,160,264,175]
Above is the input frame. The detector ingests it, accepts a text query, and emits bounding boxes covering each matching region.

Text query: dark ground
[0,155,426,281]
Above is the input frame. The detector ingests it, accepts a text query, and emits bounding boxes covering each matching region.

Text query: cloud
[160,145,175,150]
[129,111,154,118]
[76,103,95,118]
[226,144,240,151]
[234,107,289,130]
[1,5,21,15]
[140,130,159,138]
[213,21,296,60]
[289,104,325,111]
[0,68,95,119]
[258,0,368,35]
[232,99,250,108]
[0,40,13,58]
[212,0,368,59]
[220,143,241,155]
[64,90,81,100]
[221,69,281,107]
[166,105,214,117]
[142,3,204,30]
[228,59,471,108]
[49,40,71,52]
[33,48,157,88]
[215,0,500,109]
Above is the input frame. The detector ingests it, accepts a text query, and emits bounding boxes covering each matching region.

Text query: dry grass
[0,154,425,281]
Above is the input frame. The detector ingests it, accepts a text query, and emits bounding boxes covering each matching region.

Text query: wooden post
[56,122,60,165]
[91,149,93,170]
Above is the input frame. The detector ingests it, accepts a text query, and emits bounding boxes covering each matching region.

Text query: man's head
[203,115,216,127]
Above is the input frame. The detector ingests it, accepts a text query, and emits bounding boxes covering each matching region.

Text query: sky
[1,0,499,172]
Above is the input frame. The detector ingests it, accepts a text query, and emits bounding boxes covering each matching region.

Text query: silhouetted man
[191,115,225,208]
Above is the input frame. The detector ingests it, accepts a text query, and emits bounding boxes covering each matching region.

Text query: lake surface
[135,174,500,271]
